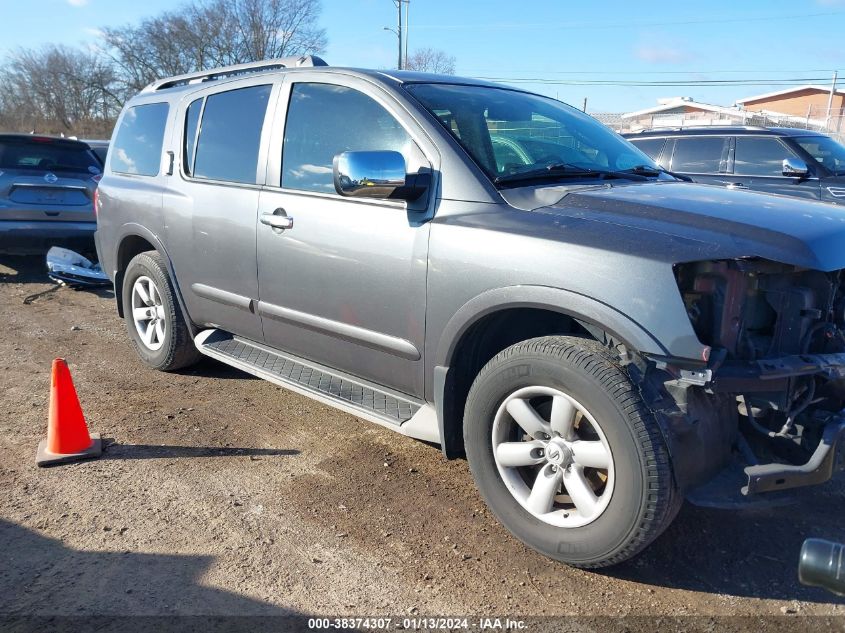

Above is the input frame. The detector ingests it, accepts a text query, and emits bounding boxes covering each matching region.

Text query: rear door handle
[260,209,294,231]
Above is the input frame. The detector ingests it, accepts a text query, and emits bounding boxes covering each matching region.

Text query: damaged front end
[647,258,845,503]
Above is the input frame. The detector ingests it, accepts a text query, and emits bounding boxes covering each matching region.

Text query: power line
[409,10,844,31]
[458,68,845,76]
[474,77,843,87]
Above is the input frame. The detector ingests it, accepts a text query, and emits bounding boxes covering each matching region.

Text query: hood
[511,181,845,272]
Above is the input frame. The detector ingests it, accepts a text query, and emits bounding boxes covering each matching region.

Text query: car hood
[506,181,845,272]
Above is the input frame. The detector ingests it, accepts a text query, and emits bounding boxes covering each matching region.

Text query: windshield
[404,83,659,187]
[0,139,101,174]
[794,135,845,175]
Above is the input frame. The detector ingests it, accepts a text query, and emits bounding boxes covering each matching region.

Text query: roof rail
[141,55,328,93]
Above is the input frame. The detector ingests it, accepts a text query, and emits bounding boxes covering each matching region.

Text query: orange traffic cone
[36,358,102,467]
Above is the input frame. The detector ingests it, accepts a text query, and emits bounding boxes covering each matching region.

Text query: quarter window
[734,137,797,177]
[183,98,202,176]
[281,82,423,193]
[192,85,272,184]
[670,137,726,173]
[111,103,169,176]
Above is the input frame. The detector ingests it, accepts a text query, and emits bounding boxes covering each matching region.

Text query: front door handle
[260,208,294,231]
[726,182,747,189]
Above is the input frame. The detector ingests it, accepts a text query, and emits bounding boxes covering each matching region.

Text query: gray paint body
[95,67,845,408]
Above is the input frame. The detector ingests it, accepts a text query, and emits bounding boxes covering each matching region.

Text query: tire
[122,250,201,371]
[463,335,680,568]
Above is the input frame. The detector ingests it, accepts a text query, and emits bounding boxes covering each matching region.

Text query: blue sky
[1,0,844,112]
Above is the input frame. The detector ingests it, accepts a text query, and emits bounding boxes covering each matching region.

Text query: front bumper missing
[742,420,845,495]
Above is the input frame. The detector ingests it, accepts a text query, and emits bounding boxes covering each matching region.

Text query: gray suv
[95,56,845,568]
[0,134,102,254]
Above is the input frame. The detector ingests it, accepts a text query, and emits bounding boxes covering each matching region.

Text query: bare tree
[0,45,119,136]
[0,0,327,136]
[102,0,327,97]
[405,48,456,74]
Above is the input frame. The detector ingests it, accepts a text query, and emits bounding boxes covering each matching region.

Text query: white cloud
[67,0,89,6]
[635,44,691,64]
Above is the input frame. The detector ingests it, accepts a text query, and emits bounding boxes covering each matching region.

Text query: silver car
[0,134,101,254]
[95,56,845,568]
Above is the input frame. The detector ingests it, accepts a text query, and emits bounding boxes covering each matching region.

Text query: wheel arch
[432,286,670,459]
[112,226,195,335]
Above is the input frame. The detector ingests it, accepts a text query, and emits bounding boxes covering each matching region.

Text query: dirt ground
[1,254,844,627]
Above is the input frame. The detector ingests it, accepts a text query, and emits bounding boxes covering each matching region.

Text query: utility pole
[826,70,839,129]
[396,0,403,70]
[386,1,409,70]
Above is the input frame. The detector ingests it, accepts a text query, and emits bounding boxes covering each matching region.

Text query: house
[736,85,845,118]
[618,97,749,131]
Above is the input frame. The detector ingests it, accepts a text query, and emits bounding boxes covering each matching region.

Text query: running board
[194,329,440,444]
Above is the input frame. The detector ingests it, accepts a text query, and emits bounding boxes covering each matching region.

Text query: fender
[433,284,671,370]
[111,223,197,336]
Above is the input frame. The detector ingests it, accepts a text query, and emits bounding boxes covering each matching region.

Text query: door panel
[256,78,435,397]
[164,81,278,341]
[256,191,429,395]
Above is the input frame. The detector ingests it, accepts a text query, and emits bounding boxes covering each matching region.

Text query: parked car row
[625,126,845,204]
[92,57,845,569]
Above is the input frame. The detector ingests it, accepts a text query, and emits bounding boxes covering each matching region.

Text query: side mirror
[333,150,428,201]
[783,157,809,178]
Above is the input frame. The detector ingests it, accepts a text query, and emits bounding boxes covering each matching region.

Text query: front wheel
[463,336,680,568]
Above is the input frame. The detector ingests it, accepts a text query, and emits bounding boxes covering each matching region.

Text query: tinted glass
[111,103,169,176]
[405,83,654,182]
[183,98,202,176]
[282,83,419,193]
[630,138,666,161]
[193,85,272,184]
[91,146,108,165]
[794,135,845,175]
[0,139,100,173]
[671,137,725,173]
[734,137,797,176]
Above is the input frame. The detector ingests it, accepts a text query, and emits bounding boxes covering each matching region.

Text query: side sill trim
[191,283,254,312]
[256,300,421,361]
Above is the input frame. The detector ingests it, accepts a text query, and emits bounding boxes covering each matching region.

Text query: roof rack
[141,55,328,93]
[632,125,770,133]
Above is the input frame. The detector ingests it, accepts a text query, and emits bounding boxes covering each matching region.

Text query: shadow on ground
[603,487,845,604]
[0,255,50,284]
[0,520,319,630]
[178,356,259,381]
[99,441,298,460]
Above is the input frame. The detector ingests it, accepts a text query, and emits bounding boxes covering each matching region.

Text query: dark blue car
[624,126,845,205]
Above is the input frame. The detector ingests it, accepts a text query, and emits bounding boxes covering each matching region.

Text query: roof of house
[736,85,845,104]
[623,126,826,138]
[622,98,743,119]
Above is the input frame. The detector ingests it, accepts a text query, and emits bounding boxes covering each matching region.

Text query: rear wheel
[122,251,200,371]
[463,335,680,568]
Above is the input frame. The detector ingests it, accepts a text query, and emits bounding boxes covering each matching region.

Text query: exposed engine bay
[652,259,845,499]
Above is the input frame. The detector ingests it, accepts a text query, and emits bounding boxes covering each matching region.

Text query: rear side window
[0,139,100,173]
[192,85,272,184]
[630,138,666,162]
[281,82,422,193]
[670,137,727,173]
[111,103,169,176]
[734,137,797,176]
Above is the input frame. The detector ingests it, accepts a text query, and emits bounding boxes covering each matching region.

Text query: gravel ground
[1,255,844,627]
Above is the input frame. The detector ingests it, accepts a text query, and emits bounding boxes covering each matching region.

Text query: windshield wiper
[619,164,692,182]
[493,163,647,186]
